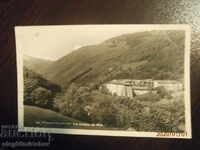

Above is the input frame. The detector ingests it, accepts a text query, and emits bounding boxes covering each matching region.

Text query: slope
[44,30,185,88]
[24,55,53,75]
[24,105,82,128]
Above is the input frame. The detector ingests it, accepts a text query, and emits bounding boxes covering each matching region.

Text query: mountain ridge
[24,55,54,75]
[33,30,185,88]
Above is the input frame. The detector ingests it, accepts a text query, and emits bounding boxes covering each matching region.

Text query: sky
[15,25,188,61]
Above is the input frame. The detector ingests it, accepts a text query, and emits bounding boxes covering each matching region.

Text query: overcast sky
[15,25,187,61]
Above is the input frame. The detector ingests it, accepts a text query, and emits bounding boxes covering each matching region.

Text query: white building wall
[153,81,183,91]
[104,80,183,98]
[134,90,149,95]
[105,84,133,98]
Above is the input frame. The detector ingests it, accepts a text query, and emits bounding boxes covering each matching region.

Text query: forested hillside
[24,67,61,109]
[43,30,185,88]
[23,30,186,131]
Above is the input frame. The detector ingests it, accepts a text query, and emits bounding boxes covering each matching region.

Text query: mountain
[43,30,185,88]
[24,55,53,75]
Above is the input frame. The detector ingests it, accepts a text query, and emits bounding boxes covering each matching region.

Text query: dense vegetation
[23,30,185,131]
[53,83,184,132]
[24,66,184,131]
[24,67,61,109]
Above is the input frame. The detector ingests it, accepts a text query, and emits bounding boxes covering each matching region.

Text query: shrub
[30,87,52,108]
[155,86,172,99]
[136,92,161,102]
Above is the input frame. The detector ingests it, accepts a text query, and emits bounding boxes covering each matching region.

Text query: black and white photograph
[15,25,191,138]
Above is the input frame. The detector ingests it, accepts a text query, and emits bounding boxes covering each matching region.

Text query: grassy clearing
[24,105,82,128]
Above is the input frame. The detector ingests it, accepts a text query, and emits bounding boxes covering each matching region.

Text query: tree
[53,83,78,116]
[155,86,172,99]
[30,87,52,108]
[54,83,93,122]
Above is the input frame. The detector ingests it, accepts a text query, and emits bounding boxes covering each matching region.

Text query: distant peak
[24,54,55,62]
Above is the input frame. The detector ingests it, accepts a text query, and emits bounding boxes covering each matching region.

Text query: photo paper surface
[15,25,192,138]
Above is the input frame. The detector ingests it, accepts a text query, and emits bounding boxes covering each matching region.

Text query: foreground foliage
[54,83,184,132]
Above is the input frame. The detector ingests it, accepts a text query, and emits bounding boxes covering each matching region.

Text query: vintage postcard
[15,25,192,138]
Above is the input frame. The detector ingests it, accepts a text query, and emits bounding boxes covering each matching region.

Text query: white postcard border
[15,24,192,139]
